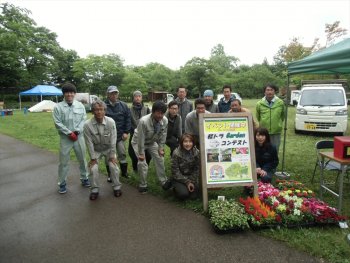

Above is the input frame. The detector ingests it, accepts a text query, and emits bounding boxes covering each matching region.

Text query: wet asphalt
[0,133,324,263]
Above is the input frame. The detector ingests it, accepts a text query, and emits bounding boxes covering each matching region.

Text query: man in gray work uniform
[131,101,172,194]
[53,82,90,194]
[84,100,122,200]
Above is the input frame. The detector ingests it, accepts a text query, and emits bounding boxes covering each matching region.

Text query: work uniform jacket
[53,99,86,136]
[131,113,168,154]
[175,97,193,132]
[83,116,117,160]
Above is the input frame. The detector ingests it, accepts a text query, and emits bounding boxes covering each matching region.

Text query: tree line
[1,2,349,101]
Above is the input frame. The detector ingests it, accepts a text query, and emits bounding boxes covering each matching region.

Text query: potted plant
[209,199,250,233]
[239,196,280,229]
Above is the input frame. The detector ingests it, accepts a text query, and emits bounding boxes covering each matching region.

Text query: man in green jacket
[256,84,285,152]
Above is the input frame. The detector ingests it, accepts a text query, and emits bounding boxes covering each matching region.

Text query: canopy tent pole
[56,95,58,103]
[19,94,21,110]
[275,75,290,179]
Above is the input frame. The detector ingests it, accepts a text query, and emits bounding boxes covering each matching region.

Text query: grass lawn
[0,100,349,263]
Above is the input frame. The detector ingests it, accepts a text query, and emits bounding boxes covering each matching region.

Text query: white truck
[294,80,348,135]
[75,93,99,112]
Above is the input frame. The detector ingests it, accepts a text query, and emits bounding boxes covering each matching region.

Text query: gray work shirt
[83,116,117,159]
[53,99,86,136]
[131,113,168,154]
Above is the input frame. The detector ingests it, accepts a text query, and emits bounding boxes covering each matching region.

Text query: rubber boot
[120,163,129,178]
[106,165,112,183]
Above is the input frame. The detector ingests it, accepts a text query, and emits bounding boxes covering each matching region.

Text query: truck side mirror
[293,100,298,106]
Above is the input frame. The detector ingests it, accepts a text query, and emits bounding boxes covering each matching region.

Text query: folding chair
[312,140,342,183]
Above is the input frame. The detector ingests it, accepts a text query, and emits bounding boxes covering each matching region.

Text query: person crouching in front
[84,100,122,200]
[171,134,200,200]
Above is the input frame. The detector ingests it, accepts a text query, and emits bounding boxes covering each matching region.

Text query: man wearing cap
[175,85,193,133]
[129,90,152,172]
[203,89,219,113]
[53,82,90,194]
[105,85,131,180]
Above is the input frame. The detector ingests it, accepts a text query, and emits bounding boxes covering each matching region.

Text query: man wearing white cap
[105,85,131,180]
[203,89,219,113]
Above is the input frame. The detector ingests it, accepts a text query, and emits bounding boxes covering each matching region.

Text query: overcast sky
[7,0,350,69]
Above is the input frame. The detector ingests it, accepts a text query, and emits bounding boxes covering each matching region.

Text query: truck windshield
[299,89,345,106]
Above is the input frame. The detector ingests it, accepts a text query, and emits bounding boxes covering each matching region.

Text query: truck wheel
[295,128,301,134]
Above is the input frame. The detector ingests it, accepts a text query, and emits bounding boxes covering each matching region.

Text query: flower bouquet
[208,199,250,233]
[239,196,280,229]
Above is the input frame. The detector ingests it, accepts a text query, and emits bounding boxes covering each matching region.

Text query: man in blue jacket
[105,85,131,180]
[218,85,235,113]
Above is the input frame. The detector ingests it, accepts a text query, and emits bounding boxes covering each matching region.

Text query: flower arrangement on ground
[239,196,280,226]
[275,180,315,199]
[208,199,250,231]
[303,198,347,224]
[264,191,314,225]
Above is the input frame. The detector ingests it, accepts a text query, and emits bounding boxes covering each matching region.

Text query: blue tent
[19,85,62,109]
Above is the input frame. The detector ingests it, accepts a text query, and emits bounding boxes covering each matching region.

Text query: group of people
[53,82,284,201]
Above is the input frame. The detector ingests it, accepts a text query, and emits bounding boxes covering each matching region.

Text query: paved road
[0,133,323,263]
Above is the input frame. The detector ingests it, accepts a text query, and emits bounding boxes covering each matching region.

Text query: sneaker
[107,176,112,183]
[58,183,67,194]
[138,186,148,194]
[162,180,172,191]
[81,179,91,187]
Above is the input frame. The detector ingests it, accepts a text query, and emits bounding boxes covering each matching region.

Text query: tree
[73,54,125,95]
[181,57,217,97]
[325,21,348,47]
[0,3,66,87]
[208,44,239,75]
[119,68,147,97]
[138,63,174,90]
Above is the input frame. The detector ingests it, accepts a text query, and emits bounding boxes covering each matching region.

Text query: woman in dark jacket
[171,133,200,200]
[255,127,279,183]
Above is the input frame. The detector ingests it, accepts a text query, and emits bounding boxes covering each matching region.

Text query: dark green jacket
[171,147,200,184]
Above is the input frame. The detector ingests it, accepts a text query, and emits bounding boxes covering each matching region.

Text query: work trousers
[58,134,88,185]
[128,133,151,171]
[132,142,167,188]
[116,140,127,164]
[89,151,121,193]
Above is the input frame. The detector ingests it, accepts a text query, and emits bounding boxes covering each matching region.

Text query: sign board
[199,112,258,211]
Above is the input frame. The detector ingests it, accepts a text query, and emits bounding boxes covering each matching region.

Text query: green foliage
[0,3,75,87]
[119,69,148,96]
[209,199,250,230]
[138,63,174,90]
[72,54,125,95]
